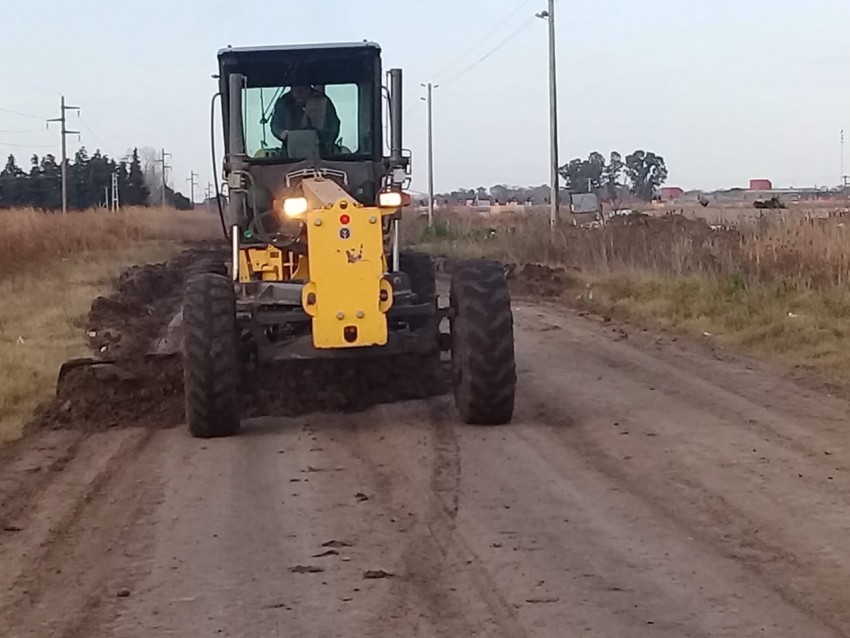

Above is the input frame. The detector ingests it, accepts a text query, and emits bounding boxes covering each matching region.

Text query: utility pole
[187,171,198,208]
[156,148,172,207]
[47,96,80,214]
[841,129,845,190]
[537,0,560,228]
[111,171,120,211]
[421,82,438,227]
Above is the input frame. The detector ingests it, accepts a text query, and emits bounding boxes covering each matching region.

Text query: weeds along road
[2,299,850,637]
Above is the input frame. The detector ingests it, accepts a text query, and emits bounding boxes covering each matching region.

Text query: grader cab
[183,42,516,437]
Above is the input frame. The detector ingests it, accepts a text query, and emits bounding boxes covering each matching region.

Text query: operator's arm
[324,98,341,152]
[270,96,290,143]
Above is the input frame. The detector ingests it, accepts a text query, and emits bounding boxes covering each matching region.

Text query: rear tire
[399,250,436,304]
[400,250,437,335]
[187,257,227,279]
[182,273,241,438]
[450,260,516,425]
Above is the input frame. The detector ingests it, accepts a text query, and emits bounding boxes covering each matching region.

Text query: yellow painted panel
[305,201,387,348]
[238,246,286,282]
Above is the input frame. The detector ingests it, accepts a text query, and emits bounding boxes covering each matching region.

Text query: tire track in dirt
[340,397,529,638]
[0,427,161,638]
[512,304,849,636]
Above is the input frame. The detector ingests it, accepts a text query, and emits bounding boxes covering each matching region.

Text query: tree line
[559,150,668,203]
[0,147,194,210]
[434,149,669,206]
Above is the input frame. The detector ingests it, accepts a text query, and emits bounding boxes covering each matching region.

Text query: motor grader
[184,41,515,437]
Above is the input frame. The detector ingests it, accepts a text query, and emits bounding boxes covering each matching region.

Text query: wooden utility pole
[421,82,438,227]
[537,0,560,228]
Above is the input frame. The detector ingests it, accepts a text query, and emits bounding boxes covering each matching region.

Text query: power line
[439,16,536,87]
[0,128,46,134]
[431,0,537,81]
[0,141,56,149]
[0,73,60,97]
[78,117,113,155]
[0,105,46,119]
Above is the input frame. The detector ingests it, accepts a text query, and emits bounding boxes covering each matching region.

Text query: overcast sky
[1,0,849,198]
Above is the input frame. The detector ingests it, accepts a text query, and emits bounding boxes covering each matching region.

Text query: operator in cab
[270,85,341,157]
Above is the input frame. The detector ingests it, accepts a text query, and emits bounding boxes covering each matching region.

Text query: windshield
[243,83,370,161]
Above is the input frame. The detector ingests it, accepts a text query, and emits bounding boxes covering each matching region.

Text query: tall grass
[406,210,850,290]
[406,209,850,380]
[0,206,222,277]
[0,206,222,441]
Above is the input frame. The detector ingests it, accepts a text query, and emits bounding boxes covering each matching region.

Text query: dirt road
[3,297,850,637]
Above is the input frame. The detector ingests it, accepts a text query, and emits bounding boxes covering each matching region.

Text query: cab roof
[217,41,381,59]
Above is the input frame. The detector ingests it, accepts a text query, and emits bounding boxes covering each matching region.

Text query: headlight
[283,197,309,217]
[378,191,403,208]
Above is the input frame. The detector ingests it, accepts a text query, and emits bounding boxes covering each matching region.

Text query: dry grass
[0,206,222,276]
[0,207,221,442]
[407,210,850,381]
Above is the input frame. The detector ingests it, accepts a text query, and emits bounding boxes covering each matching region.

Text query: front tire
[450,261,516,425]
[182,273,241,438]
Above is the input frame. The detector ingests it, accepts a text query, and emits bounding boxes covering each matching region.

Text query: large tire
[186,257,227,279]
[450,260,516,425]
[400,250,437,334]
[182,273,241,438]
[399,250,436,304]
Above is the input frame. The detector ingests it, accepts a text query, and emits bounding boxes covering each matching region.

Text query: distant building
[660,187,684,201]
[749,179,773,191]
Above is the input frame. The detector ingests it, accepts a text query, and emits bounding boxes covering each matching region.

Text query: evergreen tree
[0,145,182,210]
[0,155,26,207]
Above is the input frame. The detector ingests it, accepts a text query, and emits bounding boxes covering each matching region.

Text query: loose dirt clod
[363,569,394,579]
[321,540,352,548]
[289,565,325,574]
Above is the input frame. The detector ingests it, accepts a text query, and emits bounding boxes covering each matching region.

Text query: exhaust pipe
[389,69,404,167]
[231,224,240,282]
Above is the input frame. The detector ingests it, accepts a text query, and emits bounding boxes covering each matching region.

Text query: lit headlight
[378,191,403,208]
[283,197,309,217]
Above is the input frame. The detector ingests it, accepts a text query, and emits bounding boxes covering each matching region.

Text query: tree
[168,187,192,210]
[559,152,605,194]
[124,148,150,206]
[602,151,625,208]
[625,150,668,201]
[0,155,26,208]
[0,145,164,210]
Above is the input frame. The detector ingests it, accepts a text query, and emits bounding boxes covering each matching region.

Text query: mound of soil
[436,256,577,298]
[505,263,578,298]
[31,244,448,434]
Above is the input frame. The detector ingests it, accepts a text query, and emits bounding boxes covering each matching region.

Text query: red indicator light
[340,214,351,225]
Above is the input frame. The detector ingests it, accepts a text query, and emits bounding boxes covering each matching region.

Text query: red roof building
[660,187,684,201]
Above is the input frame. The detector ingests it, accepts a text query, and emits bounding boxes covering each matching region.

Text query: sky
[2,0,850,199]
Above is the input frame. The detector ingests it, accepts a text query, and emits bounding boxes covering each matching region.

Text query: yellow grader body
[237,178,393,349]
[179,41,516,439]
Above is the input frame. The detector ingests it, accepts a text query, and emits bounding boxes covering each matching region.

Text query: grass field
[0,207,221,441]
[409,209,850,381]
